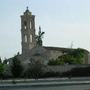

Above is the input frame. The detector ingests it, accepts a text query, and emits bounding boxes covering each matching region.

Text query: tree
[0,63,4,78]
[0,57,2,63]
[3,58,8,64]
[10,55,23,78]
[23,59,43,79]
[66,48,85,64]
[0,58,5,79]
[36,26,45,46]
[48,48,85,65]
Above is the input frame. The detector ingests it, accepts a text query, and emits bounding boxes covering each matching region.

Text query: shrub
[62,67,90,77]
[10,55,23,78]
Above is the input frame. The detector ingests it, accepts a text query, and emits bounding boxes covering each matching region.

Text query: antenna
[70,41,73,48]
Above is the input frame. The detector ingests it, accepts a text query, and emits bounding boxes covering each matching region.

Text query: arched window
[24,21,27,29]
[30,21,31,29]
[25,35,27,43]
[30,34,32,43]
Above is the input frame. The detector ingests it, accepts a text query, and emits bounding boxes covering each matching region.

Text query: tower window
[25,35,27,43]
[25,26,26,29]
[30,34,32,43]
[30,21,31,29]
[24,21,27,29]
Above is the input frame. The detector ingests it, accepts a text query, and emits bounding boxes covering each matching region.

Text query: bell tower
[21,7,36,55]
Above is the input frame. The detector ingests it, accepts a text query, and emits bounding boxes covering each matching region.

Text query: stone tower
[21,7,36,56]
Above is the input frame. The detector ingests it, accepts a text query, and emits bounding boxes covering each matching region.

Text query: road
[0,84,90,90]
[0,77,90,90]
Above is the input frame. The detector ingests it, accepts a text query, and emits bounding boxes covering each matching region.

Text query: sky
[0,0,90,59]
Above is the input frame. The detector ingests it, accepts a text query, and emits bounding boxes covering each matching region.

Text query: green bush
[62,67,90,77]
[10,55,23,78]
[48,48,85,65]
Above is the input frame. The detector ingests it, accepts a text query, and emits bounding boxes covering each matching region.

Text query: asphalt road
[0,84,90,90]
[0,77,90,90]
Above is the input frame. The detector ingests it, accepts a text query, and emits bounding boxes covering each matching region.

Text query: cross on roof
[26,6,29,10]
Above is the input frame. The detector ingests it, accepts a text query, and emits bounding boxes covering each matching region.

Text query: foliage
[62,67,90,77]
[36,26,45,46]
[41,71,61,78]
[10,55,23,78]
[23,60,43,79]
[0,63,4,78]
[48,48,86,65]
[0,58,5,79]
[0,57,2,63]
[3,58,8,64]
[48,59,58,65]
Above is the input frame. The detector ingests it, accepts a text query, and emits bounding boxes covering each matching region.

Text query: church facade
[18,8,90,65]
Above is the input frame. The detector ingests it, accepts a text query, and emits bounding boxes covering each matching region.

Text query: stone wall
[45,64,90,73]
[47,50,63,60]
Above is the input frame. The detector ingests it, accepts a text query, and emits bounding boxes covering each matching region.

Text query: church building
[17,7,90,65]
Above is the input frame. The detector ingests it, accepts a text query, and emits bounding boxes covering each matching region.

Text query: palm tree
[36,26,45,46]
